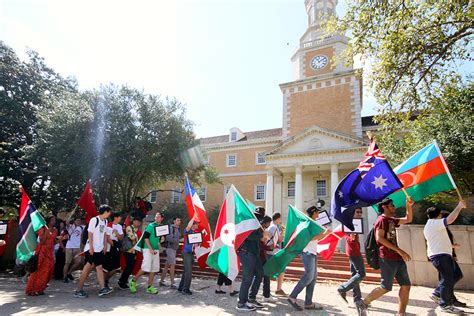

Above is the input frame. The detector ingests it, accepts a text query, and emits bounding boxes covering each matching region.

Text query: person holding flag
[177,215,199,295]
[356,196,414,316]
[337,207,366,305]
[184,177,212,268]
[25,215,57,296]
[287,206,331,311]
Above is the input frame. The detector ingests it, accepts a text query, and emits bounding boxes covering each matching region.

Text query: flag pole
[455,187,463,201]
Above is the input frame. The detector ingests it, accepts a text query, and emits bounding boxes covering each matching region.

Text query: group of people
[17,196,469,314]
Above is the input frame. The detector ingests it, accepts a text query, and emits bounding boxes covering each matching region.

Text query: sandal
[305,303,323,310]
[215,290,226,294]
[229,290,239,297]
[287,298,303,311]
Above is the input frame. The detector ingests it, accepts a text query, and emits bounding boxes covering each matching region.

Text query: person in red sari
[25,216,58,296]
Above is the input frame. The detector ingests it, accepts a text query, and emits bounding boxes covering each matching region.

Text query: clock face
[310,55,328,70]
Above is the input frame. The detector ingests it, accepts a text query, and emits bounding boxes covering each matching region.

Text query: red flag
[185,177,213,268]
[124,215,131,227]
[77,180,98,224]
[317,225,345,260]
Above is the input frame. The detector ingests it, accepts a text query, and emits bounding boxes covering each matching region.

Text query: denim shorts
[380,258,411,291]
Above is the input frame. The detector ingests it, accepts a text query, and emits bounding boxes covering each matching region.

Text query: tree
[378,81,473,195]
[329,1,473,111]
[0,41,77,208]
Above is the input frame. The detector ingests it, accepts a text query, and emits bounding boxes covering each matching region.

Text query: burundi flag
[16,187,46,262]
[206,185,261,281]
[185,177,213,268]
[386,141,457,209]
[263,205,325,278]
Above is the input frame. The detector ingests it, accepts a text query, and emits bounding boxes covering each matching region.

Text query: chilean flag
[185,177,213,268]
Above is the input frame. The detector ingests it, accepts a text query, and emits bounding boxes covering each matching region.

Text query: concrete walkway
[0,273,473,315]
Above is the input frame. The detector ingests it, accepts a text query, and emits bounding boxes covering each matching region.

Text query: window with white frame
[197,187,206,202]
[287,181,295,197]
[224,185,231,198]
[316,180,327,197]
[230,131,237,142]
[227,154,237,167]
[256,152,266,165]
[171,190,181,203]
[255,184,266,201]
[150,191,157,203]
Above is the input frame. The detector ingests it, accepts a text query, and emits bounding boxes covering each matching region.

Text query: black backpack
[364,227,380,269]
[81,217,107,245]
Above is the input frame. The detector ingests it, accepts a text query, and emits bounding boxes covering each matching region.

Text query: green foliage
[378,81,473,197]
[329,1,473,111]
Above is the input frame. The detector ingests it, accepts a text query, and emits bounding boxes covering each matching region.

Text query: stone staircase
[161,249,382,284]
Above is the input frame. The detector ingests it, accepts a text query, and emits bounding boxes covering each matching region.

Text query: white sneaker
[263,295,277,302]
[440,305,464,314]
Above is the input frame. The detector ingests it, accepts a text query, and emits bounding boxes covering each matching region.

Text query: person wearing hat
[178,214,199,295]
[236,206,270,312]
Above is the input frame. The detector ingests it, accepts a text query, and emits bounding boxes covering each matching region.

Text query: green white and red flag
[206,185,261,281]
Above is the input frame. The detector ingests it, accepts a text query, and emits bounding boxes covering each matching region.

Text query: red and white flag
[317,225,345,260]
[185,177,212,268]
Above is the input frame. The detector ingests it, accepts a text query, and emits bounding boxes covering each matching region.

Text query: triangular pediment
[266,126,366,156]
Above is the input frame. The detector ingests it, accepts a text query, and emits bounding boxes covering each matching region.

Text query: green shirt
[143,222,161,250]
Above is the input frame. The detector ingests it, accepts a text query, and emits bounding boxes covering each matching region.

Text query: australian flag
[331,138,403,230]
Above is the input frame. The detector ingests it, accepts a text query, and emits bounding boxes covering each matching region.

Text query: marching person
[337,207,366,305]
[63,217,84,283]
[177,215,199,295]
[129,211,164,295]
[356,197,414,316]
[287,206,331,311]
[118,217,142,289]
[424,200,467,314]
[74,205,112,298]
[104,212,123,288]
[215,272,239,296]
[260,215,276,301]
[160,216,181,288]
[265,212,286,297]
[236,206,269,312]
[25,216,58,296]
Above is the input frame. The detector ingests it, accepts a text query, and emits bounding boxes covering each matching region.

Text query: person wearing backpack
[118,217,142,289]
[356,197,414,316]
[337,207,366,305]
[160,216,181,288]
[74,205,112,298]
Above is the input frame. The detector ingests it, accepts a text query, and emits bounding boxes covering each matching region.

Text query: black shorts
[103,246,121,272]
[85,251,105,267]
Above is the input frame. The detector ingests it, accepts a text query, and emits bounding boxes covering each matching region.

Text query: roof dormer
[229,127,245,142]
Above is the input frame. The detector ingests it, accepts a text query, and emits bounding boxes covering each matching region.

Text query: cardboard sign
[187,232,202,244]
[154,225,170,237]
[342,218,364,234]
[0,223,7,235]
[315,210,332,226]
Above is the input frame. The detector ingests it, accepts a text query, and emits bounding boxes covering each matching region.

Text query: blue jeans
[238,250,263,304]
[338,255,366,302]
[431,254,456,306]
[178,252,194,291]
[289,252,317,306]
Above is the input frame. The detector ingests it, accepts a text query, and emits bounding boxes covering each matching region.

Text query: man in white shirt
[74,205,112,298]
[423,200,467,314]
[104,212,123,287]
[63,218,85,283]
[262,212,285,299]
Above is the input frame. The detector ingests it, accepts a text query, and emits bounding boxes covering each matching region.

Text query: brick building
[150,0,376,224]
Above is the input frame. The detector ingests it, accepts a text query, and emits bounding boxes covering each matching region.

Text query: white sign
[315,210,332,226]
[343,218,364,234]
[0,223,7,235]
[187,232,203,244]
[155,225,170,237]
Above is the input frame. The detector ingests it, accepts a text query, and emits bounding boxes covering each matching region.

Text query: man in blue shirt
[178,216,199,295]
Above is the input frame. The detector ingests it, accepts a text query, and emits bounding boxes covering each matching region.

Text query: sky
[1,0,378,138]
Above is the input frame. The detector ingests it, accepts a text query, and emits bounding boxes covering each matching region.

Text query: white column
[330,163,339,201]
[295,165,303,210]
[265,168,274,213]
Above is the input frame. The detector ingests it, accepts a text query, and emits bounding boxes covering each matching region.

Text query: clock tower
[281,0,362,138]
